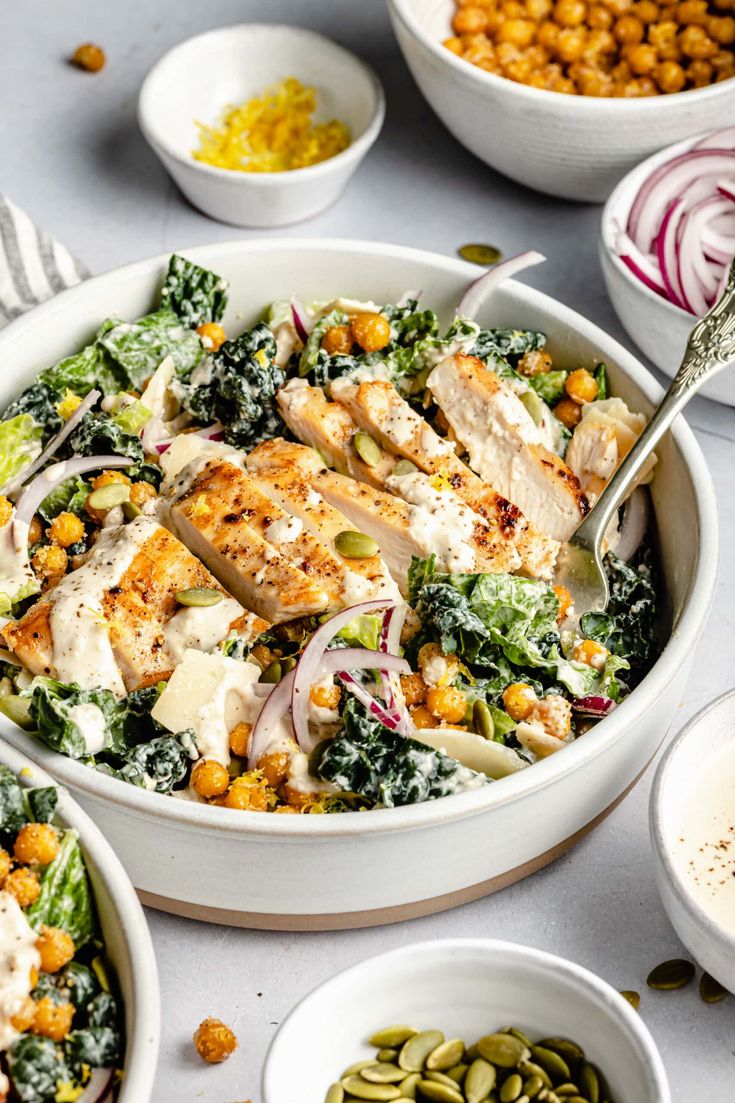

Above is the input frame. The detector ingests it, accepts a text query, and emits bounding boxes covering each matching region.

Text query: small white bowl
[262,939,671,1103]
[138,25,385,227]
[0,741,160,1102]
[600,132,735,407]
[388,0,735,203]
[650,689,735,993]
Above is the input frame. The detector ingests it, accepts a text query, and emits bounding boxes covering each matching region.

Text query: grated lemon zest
[56,390,83,421]
[192,77,351,174]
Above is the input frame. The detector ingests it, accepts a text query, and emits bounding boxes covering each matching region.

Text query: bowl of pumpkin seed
[262,939,670,1103]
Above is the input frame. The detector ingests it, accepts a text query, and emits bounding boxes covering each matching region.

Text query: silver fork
[555,256,735,622]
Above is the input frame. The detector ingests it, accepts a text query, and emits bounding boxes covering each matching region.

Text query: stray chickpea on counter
[0,253,660,816]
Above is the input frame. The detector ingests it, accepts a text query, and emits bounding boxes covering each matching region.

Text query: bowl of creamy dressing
[650,689,735,992]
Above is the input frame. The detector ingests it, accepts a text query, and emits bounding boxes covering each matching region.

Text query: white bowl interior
[141,25,380,166]
[0,240,713,840]
[262,940,669,1103]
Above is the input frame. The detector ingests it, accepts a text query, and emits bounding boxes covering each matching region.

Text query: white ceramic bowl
[138,25,385,227]
[262,939,671,1103]
[388,0,735,203]
[600,132,735,407]
[0,239,718,930]
[650,690,735,992]
[0,741,159,1102]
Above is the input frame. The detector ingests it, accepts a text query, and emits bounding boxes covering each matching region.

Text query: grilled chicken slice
[566,397,655,502]
[163,456,337,623]
[244,453,400,603]
[1,516,261,695]
[427,355,589,542]
[329,377,558,579]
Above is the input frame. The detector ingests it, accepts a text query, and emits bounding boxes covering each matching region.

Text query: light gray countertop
[4,0,734,1099]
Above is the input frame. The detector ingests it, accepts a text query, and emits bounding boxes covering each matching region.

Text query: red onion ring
[457,251,546,318]
[614,487,650,563]
[1,388,101,497]
[290,296,314,342]
[77,1067,115,1103]
[573,695,616,717]
[14,455,134,528]
[153,422,225,454]
[694,128,735,150]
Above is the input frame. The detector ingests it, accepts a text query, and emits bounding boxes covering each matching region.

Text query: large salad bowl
[0,240,717,929]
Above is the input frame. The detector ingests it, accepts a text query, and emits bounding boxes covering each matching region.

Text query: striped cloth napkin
[0,196,88,328]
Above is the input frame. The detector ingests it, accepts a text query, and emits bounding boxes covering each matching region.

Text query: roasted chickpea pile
[445,0,735,95]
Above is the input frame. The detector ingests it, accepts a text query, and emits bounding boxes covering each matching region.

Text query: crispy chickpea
[0,496,12,528]
[580,67,615,92]
[10,996,36,1033]
[400,673,427,707]
[675,0,709,22]
[679,24,719,56]
[655,57,687,87]
[518,348,553,375]
[709,14,735,41]
[688,56,714,81]
[47,511,84,549]
[426,686,467,724]
[526,43,552,64]
[13,823,60,867]
[410,705,439,730]
[310,683,341,710]
[503,1,527,15]
[194,1018,238,1064]
[31,544,68,584]
[572,638,610,669]
[129,481,158,509]
[552,73,579,90]
[529,695,573,739]
[71,43,105,72]
[588,4,614,26]
[555,0,588,24]
[537,21,562,48]
[555,26,588,61]
[554,396,583,428]
[499,17,538,43]
[223,776,270,811]
[28,516,43,546]
[648,19,681,55]
[191,759,230,799]
[463,31,497,61]
[628,41,659,70]
[635,0,660,19]
[321,324,353,355]
[90,470,131,491]
[606,0,634,14]
[565,367,598,404]
[553,584,575,621]
[503,683,537,721]
[0,848,11,885]
[31,997,75,1042]
[349,313,392,353]
[614,13,645,41]
[196,322,226,351]
[527,0,554,18]
[453,5,489,31]
[258,751,290,789]
[505,55,535,79]
[229,722,252,758]
[712,48,735,73]
[586,28,617,52]
[36,926,75,974]
[444,34,465,53]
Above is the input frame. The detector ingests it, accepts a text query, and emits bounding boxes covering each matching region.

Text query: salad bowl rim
[0,236,719,839]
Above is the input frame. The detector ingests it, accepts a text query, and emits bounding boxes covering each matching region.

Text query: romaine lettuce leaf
[38,475,90,522]
[39,328,128,397]
[0,413,44,490]
[160,253,229,329]
[528,370,568,405]
[98,309,204,388]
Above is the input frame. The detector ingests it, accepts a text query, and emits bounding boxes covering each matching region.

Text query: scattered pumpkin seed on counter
[619,990,640,1011]
[458,244,503,266]
[699,972,729,1004]
[328,1024,616,1103]
[646,958,696,991]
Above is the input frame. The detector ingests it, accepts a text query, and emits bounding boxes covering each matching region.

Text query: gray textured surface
[3,1,734,1099]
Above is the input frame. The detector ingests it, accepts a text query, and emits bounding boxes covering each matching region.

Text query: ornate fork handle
[571,255,735,554]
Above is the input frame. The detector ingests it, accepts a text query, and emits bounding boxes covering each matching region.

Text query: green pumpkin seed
[342,1061,380,1077]
[122,499,142,520]
[0,694,33,730]
[392,459,418,477]
[465,1057,497,1103]
[560,1097,589,1103]
[426,1071,461,1088]
[523,1075,545,1099]
[585,1062,609,1101]
[398,1030,445,1072]
[700,971,729,1003]
[416,1080,464,1103]
[175,586,223,608]
[537,1039,584,1070]
[519,390,543,426]
[87,483,131,510]
[646,958,695,991]
[473,699,495,740]
[465,1044,480,1063]
[579,1063,599,1103]
[555,1086,582,1097]
[354,432,382,467]
[335,530,379,559]
[398,1072,421,1099]
[362,1065,409,1084]
[619,990,640,1010]
[531,1046,570,1083]
[370,1027,418,1048]
[447,1064,468,1085]
[259,659,282,684]
[518,1061,551,1089]
[378,1049,400,1063]
[500,1073,524,1102]
[478,1034,530,1069]
[341,1076,402,1101]
[458,243,503,267]
[281,655,297,674]
[326,1084,345,1103]
[427,1040,465,1071]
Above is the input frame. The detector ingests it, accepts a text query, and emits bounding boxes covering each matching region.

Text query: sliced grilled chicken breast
[2,516,261,694]
[427,355,589,542]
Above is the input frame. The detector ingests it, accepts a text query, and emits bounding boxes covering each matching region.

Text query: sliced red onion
[717,179,735,203]
[694,127,735,150]
[1,388,101,497]
[656,200,687,311]
[77,1068,115,1103]
[628,150,735,252]
[14,455,134,527]
[290,296,314,342]
[153,422,224,454]
[247,667,297,767]
[573,695,616,717]
[337,670,404,728]
[378,603,411,730]
[457,251,546,319]
[615,487,650,563]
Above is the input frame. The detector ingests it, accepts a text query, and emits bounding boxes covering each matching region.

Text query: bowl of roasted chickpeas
[387,0,735,200]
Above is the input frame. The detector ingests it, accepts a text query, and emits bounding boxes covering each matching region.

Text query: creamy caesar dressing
[422,652,448,687]
[0,516,36,607]
[139,355,177,454]
[672,748,735,935]
[264,515,303,545]
[67,702,108,755]
[340,568,401,606]
[163,596,244,664]
[331,297,382,315]
[0,890,40,1051]
[160,438,240,491]
[278,376,313,414]
[286,751,337,795]
[386,471,478,573]
[347,360,393,384]
[48,516,159,696]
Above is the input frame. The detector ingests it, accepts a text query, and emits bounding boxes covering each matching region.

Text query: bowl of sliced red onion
[600,126,735,407]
